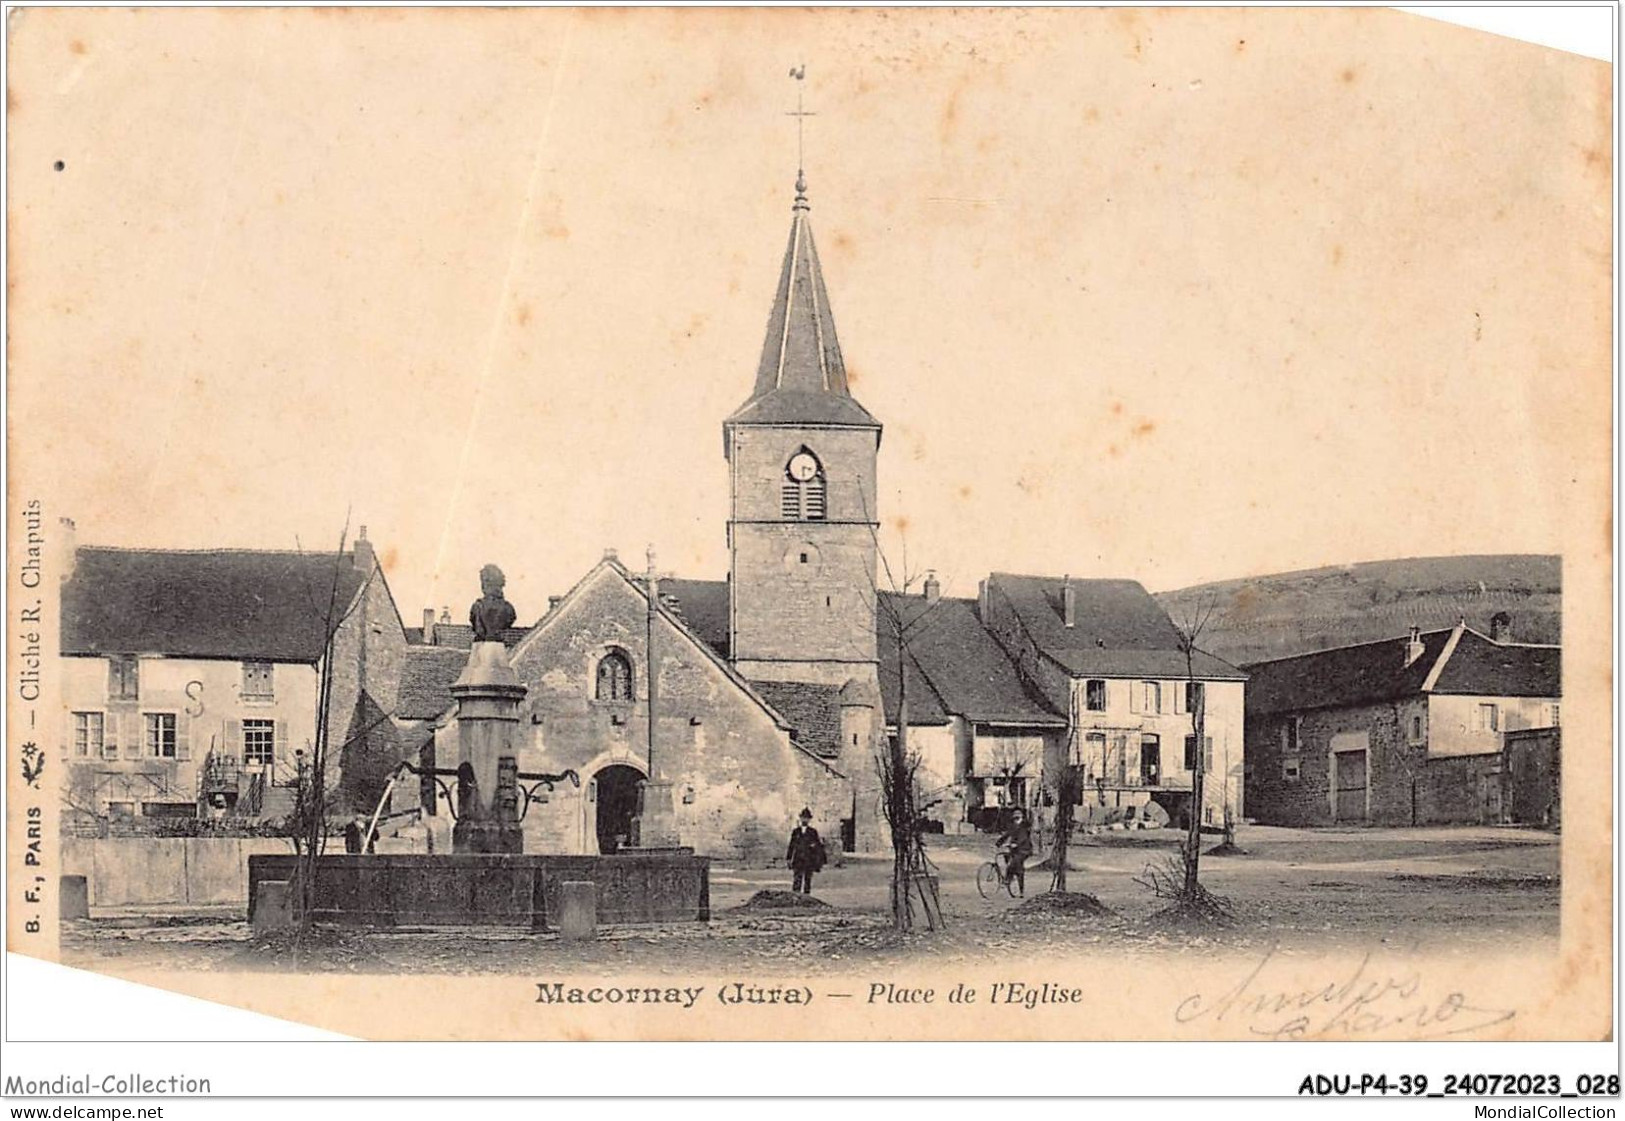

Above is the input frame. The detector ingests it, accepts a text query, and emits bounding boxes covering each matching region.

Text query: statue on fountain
[470,563,518,642]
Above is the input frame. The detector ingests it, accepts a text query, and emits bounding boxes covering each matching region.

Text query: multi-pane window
[596,651,633,702]
[73,712,104,757]
[1548,704,1561,727]
[108,656,139,701]
[146,713,177,759]
[243,662,274,700]
[1084,680,1107,712]
[243,719,275,766]
[1183,735,1214,772]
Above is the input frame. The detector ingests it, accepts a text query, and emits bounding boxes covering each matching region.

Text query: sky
[8,7,1611,625]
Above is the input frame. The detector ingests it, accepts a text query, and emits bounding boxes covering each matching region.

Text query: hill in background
[1154,555,1560,668]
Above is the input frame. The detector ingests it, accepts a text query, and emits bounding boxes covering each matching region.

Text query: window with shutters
[146,713,177,759]
[1139,681,1161,714]
[243,720,276,766]
[1475,703,1499,732]
[595,649,633,702]
[1185,681,1204,714]
[109,656,139,701]
[73,712,104,757]
[1084,680,1107,712]
[1183,734,1214,772]
[243,661,274,701]
[1080,731,1107,776]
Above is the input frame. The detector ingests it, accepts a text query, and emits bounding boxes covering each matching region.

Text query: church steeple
[725,175,880,436]
[723,165,882,686]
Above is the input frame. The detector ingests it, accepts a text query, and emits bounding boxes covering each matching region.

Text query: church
[397,170,1245,859]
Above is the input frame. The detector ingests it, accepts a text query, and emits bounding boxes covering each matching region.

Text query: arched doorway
[594,765,644,855]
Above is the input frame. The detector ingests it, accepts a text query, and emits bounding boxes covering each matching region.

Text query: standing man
[786,807,826,895]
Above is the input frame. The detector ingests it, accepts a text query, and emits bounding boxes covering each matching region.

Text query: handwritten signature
[1174,948,1515,1040]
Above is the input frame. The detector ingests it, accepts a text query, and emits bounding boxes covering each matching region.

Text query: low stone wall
[247,850,710,930]
[63,836,294,907]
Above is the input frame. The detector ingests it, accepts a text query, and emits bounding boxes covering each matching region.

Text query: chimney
[978,578,990,623]
[58,516,77,581]
[422,608,436,645]
[646,545,660,610]
[548,595,564,614]
[1061,575,1077,629]
[1404,626,1425,667]
[603,547,619,563]
[439,606,451,625]
[353,525,375,571]
[923,571,941,603]
[1490,611,1513,643]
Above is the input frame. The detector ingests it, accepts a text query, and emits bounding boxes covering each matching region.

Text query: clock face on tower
[786,451,820,482]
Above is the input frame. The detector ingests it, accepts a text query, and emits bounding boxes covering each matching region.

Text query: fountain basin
[247,851,710,930]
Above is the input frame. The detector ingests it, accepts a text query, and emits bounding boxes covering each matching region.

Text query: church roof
[749,680,845,759]
[726,177,880,432]
[658,578,730,659]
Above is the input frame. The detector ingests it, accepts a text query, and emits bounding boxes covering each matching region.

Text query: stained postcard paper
[4,6,1612,1043]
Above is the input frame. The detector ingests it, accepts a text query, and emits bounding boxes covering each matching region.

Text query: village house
[976,573,1247,829]
[877,581,1067,834]
[1242,615,1561,826]
[58,523,408,827]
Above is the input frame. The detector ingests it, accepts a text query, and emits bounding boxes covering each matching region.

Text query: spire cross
[786,65,816,195]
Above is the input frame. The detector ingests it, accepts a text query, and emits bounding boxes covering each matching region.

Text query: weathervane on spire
[786,64,815,208]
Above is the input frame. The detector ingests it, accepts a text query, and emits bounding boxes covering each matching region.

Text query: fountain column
[450,647,528,854]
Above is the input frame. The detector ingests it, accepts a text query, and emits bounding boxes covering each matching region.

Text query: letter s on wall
[185,680,205,717]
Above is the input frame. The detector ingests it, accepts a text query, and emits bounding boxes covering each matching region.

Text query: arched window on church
[595,649,633,702]
[781,448,827,521]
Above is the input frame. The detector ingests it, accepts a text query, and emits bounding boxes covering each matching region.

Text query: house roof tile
[988,572,1246,681]
[62,547,371,663]
[878,593,1063,728]
[1243,626,1559,716]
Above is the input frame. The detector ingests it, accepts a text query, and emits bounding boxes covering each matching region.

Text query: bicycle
[976,852,1019,900]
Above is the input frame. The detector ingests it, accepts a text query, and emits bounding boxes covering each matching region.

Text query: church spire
[724,171,879,432]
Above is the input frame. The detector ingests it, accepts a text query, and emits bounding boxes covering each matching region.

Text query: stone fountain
[247,565,710,931]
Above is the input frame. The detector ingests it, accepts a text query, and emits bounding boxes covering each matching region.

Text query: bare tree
[284,518,375,936]
[872,576,949,932]
[1136,591,1233,923]
[858,493,950,932]
[1175,593,1217,898]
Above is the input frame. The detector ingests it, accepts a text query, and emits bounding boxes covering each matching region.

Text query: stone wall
[1244,697,1429,826]
[1419,751,1504,825]
[63,835,293,906]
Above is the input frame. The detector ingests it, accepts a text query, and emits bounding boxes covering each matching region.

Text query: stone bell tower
[723,170,888,852]
[724,172,883,689]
